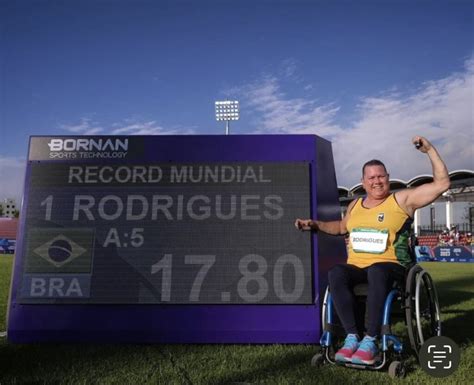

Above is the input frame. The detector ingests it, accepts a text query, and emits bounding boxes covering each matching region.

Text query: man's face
[362,165,390,199]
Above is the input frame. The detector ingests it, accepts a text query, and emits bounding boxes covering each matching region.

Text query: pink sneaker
[335,334,359,362]
[351,336,379,365]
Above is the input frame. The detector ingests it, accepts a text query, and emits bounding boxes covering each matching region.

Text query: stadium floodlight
[215,100,239,135]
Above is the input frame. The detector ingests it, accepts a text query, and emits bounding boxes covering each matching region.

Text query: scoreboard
[7,135,347,343]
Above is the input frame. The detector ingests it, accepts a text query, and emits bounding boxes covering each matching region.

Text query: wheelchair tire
[405,265,442,357]
[311,353,326,368]
[388,360,406,378]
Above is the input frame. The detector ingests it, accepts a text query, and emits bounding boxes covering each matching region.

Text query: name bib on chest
[350,228,389,254]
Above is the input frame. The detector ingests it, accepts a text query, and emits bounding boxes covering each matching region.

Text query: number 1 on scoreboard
[40,195,54,221]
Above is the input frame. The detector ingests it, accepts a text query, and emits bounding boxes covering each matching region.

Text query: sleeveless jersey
[346,193,413,268]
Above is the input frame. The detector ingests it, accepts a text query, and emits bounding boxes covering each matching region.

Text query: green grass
[0,256,473,384]
[0,255,12,332]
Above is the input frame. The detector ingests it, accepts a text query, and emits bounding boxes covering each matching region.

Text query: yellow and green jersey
[346,193,413,268]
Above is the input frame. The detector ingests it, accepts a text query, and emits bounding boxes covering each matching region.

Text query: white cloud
[60,118,195,136]
[0,156,26,205]
[238,77,344,138]
[333,56,474,187]
[110,121,195,135]
[280,58,298,79]
[60,118,104,135]
[234,56,474,187]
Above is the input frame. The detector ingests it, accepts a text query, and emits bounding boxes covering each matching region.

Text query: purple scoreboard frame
[7,134,347,343]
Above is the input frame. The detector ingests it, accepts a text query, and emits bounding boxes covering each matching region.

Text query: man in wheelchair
[295,135,449,366]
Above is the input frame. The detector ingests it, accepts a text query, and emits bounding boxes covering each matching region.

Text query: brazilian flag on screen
[24,228,94,273]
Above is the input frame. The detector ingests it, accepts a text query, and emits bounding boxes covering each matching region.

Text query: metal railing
[418,223,472,235]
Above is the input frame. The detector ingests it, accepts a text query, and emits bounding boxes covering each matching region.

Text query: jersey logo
[377,213,385,222]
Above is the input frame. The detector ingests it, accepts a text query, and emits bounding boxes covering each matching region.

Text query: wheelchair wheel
[405,265,441,357]
[321,286,330,333]
[388,360,406,379]
[311,353,326,368]
[321,286,346,339]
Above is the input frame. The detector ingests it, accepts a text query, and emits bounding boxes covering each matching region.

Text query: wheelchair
[311,263,442,378]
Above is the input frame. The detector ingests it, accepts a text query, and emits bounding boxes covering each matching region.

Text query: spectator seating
[0,218,19,239]
[417,235,439,248]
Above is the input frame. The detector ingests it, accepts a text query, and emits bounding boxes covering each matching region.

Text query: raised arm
[396,136,450,217]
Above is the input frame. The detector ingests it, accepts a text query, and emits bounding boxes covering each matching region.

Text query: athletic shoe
[335,334,359,362]
[351,335,379,365]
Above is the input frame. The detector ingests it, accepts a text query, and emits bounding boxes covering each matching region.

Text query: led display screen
[19,161,312,304]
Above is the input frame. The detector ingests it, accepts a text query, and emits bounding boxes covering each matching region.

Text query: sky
[1,0,473,205]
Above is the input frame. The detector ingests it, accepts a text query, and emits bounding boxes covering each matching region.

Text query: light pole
[215,100,239,135]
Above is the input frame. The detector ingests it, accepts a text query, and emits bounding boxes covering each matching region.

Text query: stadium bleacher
[0,218,19,239]
[417,235,439,248]
[0,218,18,254]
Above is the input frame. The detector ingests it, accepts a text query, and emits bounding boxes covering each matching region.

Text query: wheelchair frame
[312,264,442,378]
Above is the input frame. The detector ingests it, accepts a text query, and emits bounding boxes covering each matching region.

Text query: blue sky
[1,0,473,203]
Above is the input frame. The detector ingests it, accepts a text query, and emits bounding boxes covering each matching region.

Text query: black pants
[328,262,406,337]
